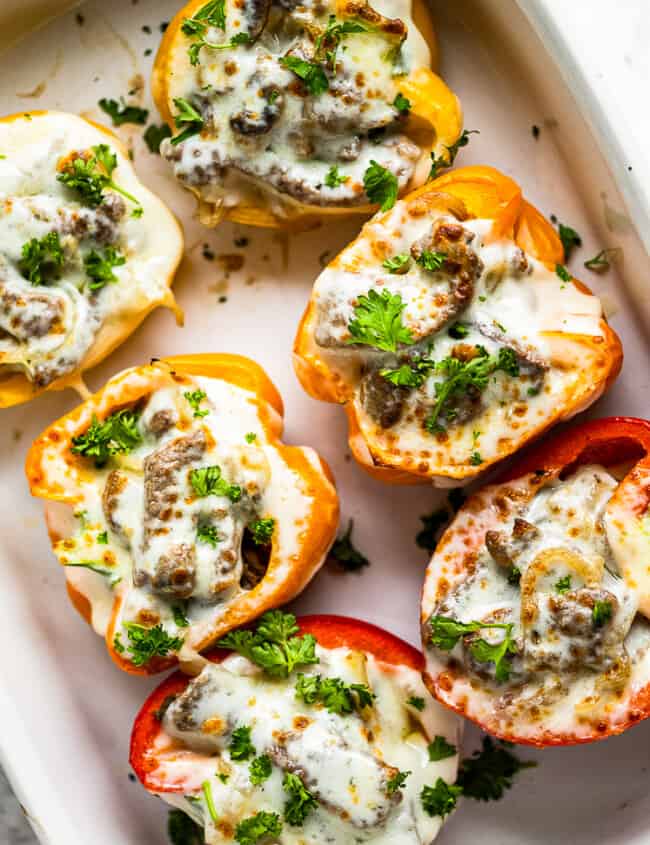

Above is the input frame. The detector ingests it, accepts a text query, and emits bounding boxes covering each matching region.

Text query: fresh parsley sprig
[382,253,411,274]
[71,408,142,467]
[170,98,204,146]
[429,129,479,180]
[144,123,172,154]
[235,811,282,845]
[19,231,64,285]
[428,736,457,761]
[387,770,411,794]
[249,755,272,785]
[218,611,319,678]
[324,164,346,188]
[189,465,242,502]
[429,615,517,682]
[229,725,256,761]
[197,522,220,547]
[363,160,398,211]
[295,673,375,715]
[416,250,447,271]
[421,778,462,817]
[280,55,329,96]
[456,737,536,801]
[57,144,139,207]
[347,289,413,352]
[557,222,582,260]
[248,517,275,546]
[99,98,148,127]
[314,15,370,69]
[115,623,183,666]
[84,246,126,291]
[328,519,369,572]
[184,388,209,418]
[283,773,318,826]
[63,561,121,586]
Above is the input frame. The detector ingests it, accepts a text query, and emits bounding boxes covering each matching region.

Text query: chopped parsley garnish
[201,780,218,823]
[416,494,460,552]
[555,263,571,282]
[249,754,272,785]
[131,207,143,218]
[295,673,375,715]
[143,123,172,153]
[217,772,229,784]
[280,56,329,95]
[424,346,519,433]
[393,92,411,113]
[387,770,411,794]
[421,778,462,817]
[172,604,190,628]
[63,561,120,586]
[245,432,257,443]
[456,737,536,801]
[429,615,517,682]
[197,522,220,547]
[469,451,483,466]
[592,599,613,627]
[429,129,480,179]
[406,695,425,711]
[554,574,572,593]
[428,736,457,761]
[508,565,521,585]
[235,811,282,845]
[219,610,319,678]
[248,517,275,546]
[57,143,139,206]
[416,250,447,271]
[448,322,470,339]
[329,518,369,572]
[167,809,203,845]
[84,246,126,291]
[170,98,204,146]
[189,465,242,502]
[557,222,582,260]
[585,248,617,273]
[19,231,64,284]
[324,164,346,188]
[181,0,225,38]
[98,98,148,126]
[71,409,142,466]
[283,772,318,826]
[347,288,412,352]
[229,726,256,761]
[381,355,435,389]
[363,160,398,211]
[315,15,370,68]
[382,253,411,273]
[118,623,183,666]
[184,388,209,418]
[97,531,108,544]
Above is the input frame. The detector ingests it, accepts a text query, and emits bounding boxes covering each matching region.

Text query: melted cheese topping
[154,645,461,844]
[423,464,650,740]
[161,0,431,215]
[51,373,321,665]
[0,112,181,386]
[309,200,607,476]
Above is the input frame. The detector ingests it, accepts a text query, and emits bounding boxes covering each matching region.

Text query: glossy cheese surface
[154,644,461,844]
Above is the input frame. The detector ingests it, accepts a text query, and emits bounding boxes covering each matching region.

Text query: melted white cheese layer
[52,373,318,659]
[155,644,461,844]
[0,111,181,386]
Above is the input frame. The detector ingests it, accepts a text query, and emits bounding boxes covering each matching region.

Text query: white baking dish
[0,1,649,844]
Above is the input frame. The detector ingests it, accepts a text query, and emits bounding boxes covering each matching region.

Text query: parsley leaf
[381,355,436,389]
[172,604,190,627]
[347,288,413,352]
[584,248,617,273]
[448,322,470,339]
[97,531,108,544]
[184,388,209,417]
[416,250,447,271]
[197,522,220,547]
[170,98,204,146]
[283,772,318,826]
[181,0,226,38]
[592,599,612,627]
[382,253,411,274]
[235,811,282,845]
[415,490,464,552]
[249,754,272,785]
[280,55,329,95]
[248,517,275,545]
[229,725,255,761]
[393,92,411,113]
[387,770,411,794]
[421,778,462,817]
[84,246,126,291]
[315,15,370,68]
[167,809,203,845]
[144,123,172,154]
[429,615,517,681]
[428,736,457,761]
[57,144,139,207]
[554,574,572,593]
[119,623,183,666]
[406,695,425,711]
[71,409,142,466]
[324,165,346,188]
[189,465,242,502]
[329,518,369,572]
[363,160,398,211]
[99,98,148,127]
[245,432,257,443]
[63,560,120,586]
[555,263,571,282]
[469,451,483,466]
[557,222,582,260]
[295,673,375,715]
[201,780,218,823]
[429,129,479,179]
[218,610,319,678]
[19,231,64,284]
[456,737,536,801]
